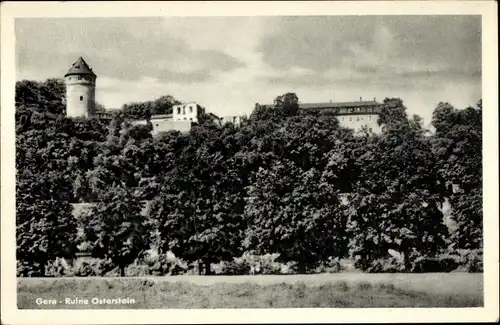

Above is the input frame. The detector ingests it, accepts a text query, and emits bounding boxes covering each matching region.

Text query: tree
[80,186,150,276]
[377,98,408,129]
[16,79,66,115]
[243,159,349,272]
[431,101,482,249]
[119,95,180,120]
[349,110,449,272]
[250,92,300,121]
[149,125,246,274]
[16,169,77,276]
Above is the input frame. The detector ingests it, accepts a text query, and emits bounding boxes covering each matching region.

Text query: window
[369,116,372,120]
[78,76,82,80]
[182,106,186,115]
[156,124,159,127]
[183,117,187,120]
[189,118,193,121]
[177,107,181,114]
[369,128,373,132]
[341,117,344,121]
[80,96,83,101]
[356,117,360,121]
[189,106,193,113]
[349,117,352,122]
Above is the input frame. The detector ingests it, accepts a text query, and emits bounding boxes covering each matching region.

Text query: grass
[17,276,483,309]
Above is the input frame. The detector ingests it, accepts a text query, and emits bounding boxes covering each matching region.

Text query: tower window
[80,96,83,101]
[189,106,193,113]
[182,106,186,115]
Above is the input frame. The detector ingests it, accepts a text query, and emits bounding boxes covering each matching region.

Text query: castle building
[64,57,97,118]
[63,57,217,134]
[132,114,192,136]
[299,99,383,134]
[172,102,206,123]
[264,98,384,134]
[131,102,222,136]
[218,115,248,127]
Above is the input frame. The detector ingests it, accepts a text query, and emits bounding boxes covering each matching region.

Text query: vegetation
[17,275,483,308]
[15,78,483,276]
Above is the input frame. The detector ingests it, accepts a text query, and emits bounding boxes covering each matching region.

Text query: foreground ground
[18,273,483,309]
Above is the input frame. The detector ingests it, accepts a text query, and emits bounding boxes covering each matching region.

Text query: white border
[1,1,498,324]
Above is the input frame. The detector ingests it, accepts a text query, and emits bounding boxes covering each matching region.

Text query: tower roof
[65,57,96,77]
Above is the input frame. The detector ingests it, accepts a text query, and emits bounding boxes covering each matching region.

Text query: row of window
[341,116,373,122]
[339,107,377,113]
[176,106,194,115]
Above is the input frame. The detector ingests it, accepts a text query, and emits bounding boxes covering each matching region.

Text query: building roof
[261,100,382,110]
[65,57,96,77]
[173,101,200,106]
[299,101,381,109]
[151,114,173,120]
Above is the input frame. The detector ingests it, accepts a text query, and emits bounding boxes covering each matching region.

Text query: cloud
[15,16,481,123]
[16,18,245,84]
[258,15,481,86]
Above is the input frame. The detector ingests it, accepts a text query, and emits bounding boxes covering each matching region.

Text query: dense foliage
[15,78,483,276]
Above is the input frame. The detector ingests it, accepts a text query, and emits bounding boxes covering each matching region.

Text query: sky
[15,15,481,125]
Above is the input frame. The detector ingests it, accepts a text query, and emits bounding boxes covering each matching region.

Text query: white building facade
[172,102,206,123]
[298,100,383,134]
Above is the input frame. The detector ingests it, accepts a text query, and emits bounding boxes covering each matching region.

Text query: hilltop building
[172,102,206,123]
[63,57,220,134]
[264,98,384,134]
[299,99,383,133]
[64,57,97,118]
[218,115,248,127]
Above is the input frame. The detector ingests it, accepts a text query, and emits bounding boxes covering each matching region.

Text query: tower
[64,57,97,118]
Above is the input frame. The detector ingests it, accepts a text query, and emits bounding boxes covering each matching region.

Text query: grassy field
[18,273,483,309]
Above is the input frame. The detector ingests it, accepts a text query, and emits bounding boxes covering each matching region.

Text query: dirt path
[20,273,483,296]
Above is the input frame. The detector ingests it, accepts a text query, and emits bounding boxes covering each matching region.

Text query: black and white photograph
[1,1,498,324]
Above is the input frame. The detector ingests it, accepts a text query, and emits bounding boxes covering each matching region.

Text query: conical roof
[65,57,96,77]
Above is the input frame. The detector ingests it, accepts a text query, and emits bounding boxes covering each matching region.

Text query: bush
[142,252,188,276]
[463,249,483,273]
[313,257,345,274]
[216,253,297,275]
[410,254,460,273]
[45,257,115,277]
[17,260,45,277]
[360,256,405,273]
[451,249,483,273]
[125,264,151,277]
[44,257,73,277]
